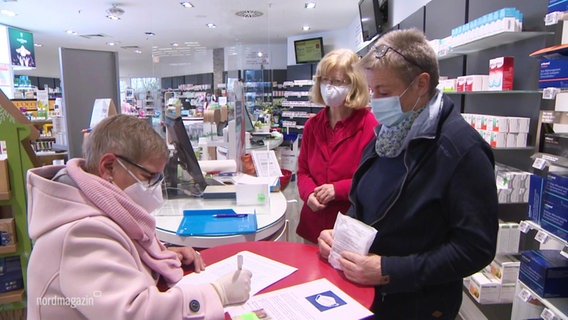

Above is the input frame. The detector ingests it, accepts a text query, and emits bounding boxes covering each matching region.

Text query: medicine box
[543,133,568,158]
[528,174,545,224]
[490,255,520,284]
[540,172,568,241]
[548,0,568,13]
[0,256,23,293]
[468,272,500,304]
[539,59,568,89]
[465,75,488,91]
[488,57,514,91]
[519,250,568,298]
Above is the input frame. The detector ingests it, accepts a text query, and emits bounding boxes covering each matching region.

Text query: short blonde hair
[311,49,370,109]
[358,28,439,94]
[83,114,169,174]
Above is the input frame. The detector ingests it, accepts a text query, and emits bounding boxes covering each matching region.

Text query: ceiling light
[66,30,78,35]
[34,43,43,47]
[145,32,156,37]
[0,9,16,17]
[206,23,216,28]
[180,1,193,8]
[134,50,142,54]
[302,25,311,31]
[107,42,117,46]
[106,4,125,20]
[257,52,263,57]
[305,1,316,9]
[171,42,179,47]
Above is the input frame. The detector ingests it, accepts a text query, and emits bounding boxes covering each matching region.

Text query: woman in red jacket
[296,49,378,243]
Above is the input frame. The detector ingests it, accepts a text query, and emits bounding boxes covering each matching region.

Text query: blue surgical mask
[370,80,418,127]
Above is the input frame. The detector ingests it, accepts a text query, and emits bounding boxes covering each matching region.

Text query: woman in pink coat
[26,114,251,319]
[296,49,378,243]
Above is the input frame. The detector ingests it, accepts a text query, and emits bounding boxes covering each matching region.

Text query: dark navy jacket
[347,92,498,319]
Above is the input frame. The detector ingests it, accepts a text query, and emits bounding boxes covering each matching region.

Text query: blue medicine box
[528,174,545,224]
[519,250,568,298]
[539,59,568,89]
[548,0,568,13]
[540,172,568,242]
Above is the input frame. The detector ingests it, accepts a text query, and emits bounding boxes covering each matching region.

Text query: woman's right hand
[212,269,252,306]
[307,193,326,212]
[318,229,334,259]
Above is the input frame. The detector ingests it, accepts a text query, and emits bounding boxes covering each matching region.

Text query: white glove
[211,269,252,306]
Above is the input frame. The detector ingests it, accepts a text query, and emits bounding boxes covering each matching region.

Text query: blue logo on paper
[305,290,346,311]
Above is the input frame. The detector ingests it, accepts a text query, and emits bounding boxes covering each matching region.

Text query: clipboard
[176,209,257,236]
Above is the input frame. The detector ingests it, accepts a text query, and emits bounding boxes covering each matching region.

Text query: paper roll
[198,159,237,173]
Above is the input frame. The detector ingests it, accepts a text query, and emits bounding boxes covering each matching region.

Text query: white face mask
[320,84,350,108]
[123,182,164,213]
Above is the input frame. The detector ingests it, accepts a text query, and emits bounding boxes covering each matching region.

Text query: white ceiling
[0,0,360,77]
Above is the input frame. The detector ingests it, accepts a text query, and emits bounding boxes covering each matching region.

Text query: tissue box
[488,57,514,91]
[519,250,568,298]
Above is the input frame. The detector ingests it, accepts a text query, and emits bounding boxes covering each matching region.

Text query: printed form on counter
[329,212,378,270]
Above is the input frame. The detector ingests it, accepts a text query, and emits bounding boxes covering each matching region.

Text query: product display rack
[280,80,317,139]
[0,91,39,312]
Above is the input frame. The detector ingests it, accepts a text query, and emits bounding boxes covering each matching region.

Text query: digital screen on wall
[294,37,324,64]
[8,27,36,69]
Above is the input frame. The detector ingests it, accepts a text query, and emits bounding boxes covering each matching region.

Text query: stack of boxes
[495,164,531,203]
[0,256,23,294]
[462,113,530,148]
[528,170,568,242]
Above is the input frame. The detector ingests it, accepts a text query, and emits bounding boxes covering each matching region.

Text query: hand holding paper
[328,212,377,270]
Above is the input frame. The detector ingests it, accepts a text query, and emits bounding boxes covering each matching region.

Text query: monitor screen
[164,115,207,194]
[294,37,324,64]
[358,0,388,42]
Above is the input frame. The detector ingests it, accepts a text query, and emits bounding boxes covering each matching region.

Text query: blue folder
[176,209,257,236]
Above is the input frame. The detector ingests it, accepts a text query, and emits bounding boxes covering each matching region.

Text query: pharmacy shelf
[517,280,568,320]
[438,31,552,60]
[445,90,542,95]
[519,220,568,258]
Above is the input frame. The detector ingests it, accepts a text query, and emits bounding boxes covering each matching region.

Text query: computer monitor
[164,115,207,196]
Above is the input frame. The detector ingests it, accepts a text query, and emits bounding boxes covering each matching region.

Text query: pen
[237,254,243,271]
[213,213,247,218]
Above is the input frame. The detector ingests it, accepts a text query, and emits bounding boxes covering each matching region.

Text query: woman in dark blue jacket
[318,28,498,320]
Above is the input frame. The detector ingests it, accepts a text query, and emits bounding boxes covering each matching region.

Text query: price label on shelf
[532,157,548,171]
[535,230,550,245]
[540,308,557,320]
[519,288,532,302]
[542,87,560,100]
[519,221,531,234]
[561,246,568,259]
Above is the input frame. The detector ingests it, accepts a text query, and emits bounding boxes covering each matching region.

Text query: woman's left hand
[314,184,335,205]
[168,246,206,272]
[339,251,389,286]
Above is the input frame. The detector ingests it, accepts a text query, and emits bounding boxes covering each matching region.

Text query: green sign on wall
[8,27,35,68]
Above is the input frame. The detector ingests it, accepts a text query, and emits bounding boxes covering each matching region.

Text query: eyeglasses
[374,44,425,71]
[115,155,164,189]
[320,77,350,87]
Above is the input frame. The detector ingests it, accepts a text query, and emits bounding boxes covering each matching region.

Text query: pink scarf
[66,158,182,283]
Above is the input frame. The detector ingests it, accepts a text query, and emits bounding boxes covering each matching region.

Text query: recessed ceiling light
[257,52,263,57]
[1,9,16,17]
[171,42,179,47]
[305,1,316,9]
[145,32,156,37]
[180,1,194,8]
[206,23,216,28]
[302,25,311,31]
[66,30,78,35]
[134,49,142,54]
[34,43,43,47]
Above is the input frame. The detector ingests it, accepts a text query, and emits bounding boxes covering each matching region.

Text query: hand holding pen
[212,254,252,306]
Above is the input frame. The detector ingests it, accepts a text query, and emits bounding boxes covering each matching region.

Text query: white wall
[389,0,432,27]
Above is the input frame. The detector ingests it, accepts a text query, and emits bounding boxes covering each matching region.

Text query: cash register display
[164,115,208,196]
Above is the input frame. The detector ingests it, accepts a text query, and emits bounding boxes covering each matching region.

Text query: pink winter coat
[26,164,224,319]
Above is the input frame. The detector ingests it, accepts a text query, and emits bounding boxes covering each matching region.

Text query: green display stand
[0,90,39,312]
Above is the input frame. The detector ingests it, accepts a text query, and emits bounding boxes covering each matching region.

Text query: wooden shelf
[0,289,24,305]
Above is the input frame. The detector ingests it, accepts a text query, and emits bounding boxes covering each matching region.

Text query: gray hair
[358,28,439,94]
[83,114,169,174]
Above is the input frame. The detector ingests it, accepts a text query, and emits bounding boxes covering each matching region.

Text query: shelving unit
[280,80,316,137]
[0,91,39,313]
[438,31,552,60]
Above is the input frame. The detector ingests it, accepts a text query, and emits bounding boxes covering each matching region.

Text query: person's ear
[99,153,117,182]
[416,72,431,96]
